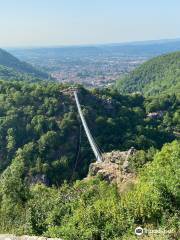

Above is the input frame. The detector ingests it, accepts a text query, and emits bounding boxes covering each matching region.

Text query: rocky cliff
[88,148,137,192]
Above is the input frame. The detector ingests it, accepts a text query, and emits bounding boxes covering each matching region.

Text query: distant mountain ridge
[116,51,180,96]
[8,38,180,60]
[0,48,49,81]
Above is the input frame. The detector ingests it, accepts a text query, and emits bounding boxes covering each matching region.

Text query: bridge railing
[74,91,103,163]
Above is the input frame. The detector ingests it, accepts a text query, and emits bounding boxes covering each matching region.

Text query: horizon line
[4,37,180,49]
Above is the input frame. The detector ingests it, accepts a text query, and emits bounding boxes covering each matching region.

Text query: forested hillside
[0,138,179,239]
[0,80,179,186]
[0,65,47,82]
[116,51,180,96]
[0,79,179,239]
[0,48,49,80]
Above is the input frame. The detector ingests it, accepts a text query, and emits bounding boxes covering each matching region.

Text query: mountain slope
[0,65,46,82]
[0,48,49,80]
[0,81,178,185]
[116,51,180,96]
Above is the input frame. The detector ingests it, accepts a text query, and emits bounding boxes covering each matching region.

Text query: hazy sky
[0,0,180,47]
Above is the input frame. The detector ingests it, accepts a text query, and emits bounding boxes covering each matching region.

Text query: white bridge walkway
[74,91,102,162]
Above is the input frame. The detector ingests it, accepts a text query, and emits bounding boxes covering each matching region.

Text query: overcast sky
[0,0,180,47]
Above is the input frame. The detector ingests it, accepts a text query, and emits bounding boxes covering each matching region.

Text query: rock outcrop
[88,148,137,192]
[0,235,62,240]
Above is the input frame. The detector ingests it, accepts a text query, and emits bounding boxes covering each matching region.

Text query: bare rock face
[88,148,137,192]
[0,235,62,240]
[89,161,122,183]
[102,150,127,164]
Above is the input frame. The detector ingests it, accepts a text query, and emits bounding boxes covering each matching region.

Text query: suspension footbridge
[74,91,103,163]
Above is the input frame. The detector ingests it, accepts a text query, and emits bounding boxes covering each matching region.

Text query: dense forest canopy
[116,51,180,96]
[0,81,179,186]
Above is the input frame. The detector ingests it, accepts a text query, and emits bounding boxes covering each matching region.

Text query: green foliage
[0,65,46,82]
[144,94,180,136]
[0,81,177,185]
[0,81,80,184]
[0,48,49,80]
[128,147,157,172]
[26,184,58,235]
[0,76,179,239]
[116,51,180,96]
[141,141,180,208]
[121,140,180,229]
[0,141,179,239]
[46,179,132,240]
[0,156,28,234]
